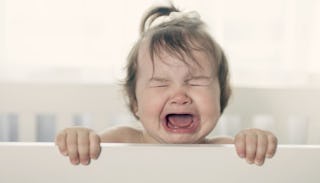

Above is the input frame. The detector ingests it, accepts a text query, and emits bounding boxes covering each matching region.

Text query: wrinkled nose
[169,90,192,105]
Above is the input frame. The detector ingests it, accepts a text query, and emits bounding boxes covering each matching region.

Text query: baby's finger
[77,131,90,165]
[266,134,278,158]
[66,131,80,165]
[245,133,258,164]
[89,132,101,160]
[254,134,267,166]
[235,132,246,158]
[55,131,68,156]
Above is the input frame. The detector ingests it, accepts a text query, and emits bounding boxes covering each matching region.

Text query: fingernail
[238,152,245,158]
[71,159,79,165]
[255,160,263,166]
[82,159,89,165]
[246,159,254,164]
[266,154,273,158]
[91,154,97,160]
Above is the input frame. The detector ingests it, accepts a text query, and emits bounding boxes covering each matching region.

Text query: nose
[169,88,192,105]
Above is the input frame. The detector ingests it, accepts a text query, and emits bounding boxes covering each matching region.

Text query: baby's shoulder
[114,126,142,138]
[100,125,142,143]
[206,136,234,144]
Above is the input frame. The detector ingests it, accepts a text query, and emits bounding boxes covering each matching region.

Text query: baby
[55,4,277,166]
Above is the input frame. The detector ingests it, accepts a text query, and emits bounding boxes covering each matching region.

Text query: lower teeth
[167,121,192,129]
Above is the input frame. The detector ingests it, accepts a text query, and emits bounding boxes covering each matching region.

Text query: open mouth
[163,113,199,133]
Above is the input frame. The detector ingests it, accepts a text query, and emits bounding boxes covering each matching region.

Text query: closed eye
[149,83,169,88]
[188,82,209,86]
[187,76,212,86]
[149,77,169,88]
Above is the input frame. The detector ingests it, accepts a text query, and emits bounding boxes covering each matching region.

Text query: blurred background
[0,0,319,144]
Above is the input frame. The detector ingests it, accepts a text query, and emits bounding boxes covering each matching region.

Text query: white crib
[0,143,319,183]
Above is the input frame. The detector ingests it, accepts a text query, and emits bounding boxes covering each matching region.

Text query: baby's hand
[55,127,101,165]
[234,128,277,166]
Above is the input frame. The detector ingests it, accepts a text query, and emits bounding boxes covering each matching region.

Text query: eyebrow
[187,75,212,80]
[149,77,170,82]
[149,75,212,82]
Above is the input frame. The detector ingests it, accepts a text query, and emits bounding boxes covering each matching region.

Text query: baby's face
[135,46,221,144]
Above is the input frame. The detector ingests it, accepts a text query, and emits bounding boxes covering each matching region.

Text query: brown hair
[124,4,231,119]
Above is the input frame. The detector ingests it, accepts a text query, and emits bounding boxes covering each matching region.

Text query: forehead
[137,40,216,76]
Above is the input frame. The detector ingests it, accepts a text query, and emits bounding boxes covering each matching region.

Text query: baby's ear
[133,102,140,118]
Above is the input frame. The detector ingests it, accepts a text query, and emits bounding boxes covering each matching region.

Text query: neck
[140,130,208,144]
[140,130,161,144]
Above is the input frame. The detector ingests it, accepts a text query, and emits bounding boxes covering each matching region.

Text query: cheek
[135,88,165,118]
[194,88,221,119]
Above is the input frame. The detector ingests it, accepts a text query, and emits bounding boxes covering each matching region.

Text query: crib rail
[0,143,319,183]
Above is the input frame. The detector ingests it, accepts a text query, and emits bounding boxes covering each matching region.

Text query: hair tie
[150,11,200,28]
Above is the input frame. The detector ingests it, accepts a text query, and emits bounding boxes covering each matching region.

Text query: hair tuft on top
[140,3,179,34]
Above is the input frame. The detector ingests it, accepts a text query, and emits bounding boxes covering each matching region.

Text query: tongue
[167,114,193,128]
